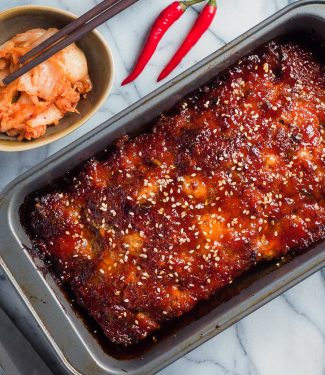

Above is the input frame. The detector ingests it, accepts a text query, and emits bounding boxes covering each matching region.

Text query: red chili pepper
[122,0,205,86]
[158,0,217,82]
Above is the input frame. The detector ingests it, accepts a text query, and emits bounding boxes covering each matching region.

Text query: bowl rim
[0,5,114,152]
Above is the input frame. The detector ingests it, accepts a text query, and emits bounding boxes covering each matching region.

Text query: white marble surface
[0,0,324,374]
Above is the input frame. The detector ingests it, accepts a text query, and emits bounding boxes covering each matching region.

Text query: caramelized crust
[25,40,325,346]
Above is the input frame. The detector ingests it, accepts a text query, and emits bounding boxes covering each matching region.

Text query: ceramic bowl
[0,5,114,152]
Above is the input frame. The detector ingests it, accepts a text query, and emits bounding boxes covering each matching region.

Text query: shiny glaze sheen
[24,39,325,346]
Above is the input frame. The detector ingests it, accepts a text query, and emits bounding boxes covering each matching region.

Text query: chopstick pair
[3,0,138,86]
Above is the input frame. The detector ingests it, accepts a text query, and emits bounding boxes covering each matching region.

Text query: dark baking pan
[0,1,324,374]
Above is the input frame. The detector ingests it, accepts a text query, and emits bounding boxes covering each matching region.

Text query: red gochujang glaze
[24,39,325,346]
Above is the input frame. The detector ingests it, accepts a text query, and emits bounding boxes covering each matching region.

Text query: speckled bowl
[0,5,114,152]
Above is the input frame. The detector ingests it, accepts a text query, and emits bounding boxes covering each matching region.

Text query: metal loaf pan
[0,1,325,374]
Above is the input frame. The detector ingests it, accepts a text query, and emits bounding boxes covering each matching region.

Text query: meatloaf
[23,39,325,346]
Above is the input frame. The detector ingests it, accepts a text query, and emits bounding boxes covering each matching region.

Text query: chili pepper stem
[180,0,206,11]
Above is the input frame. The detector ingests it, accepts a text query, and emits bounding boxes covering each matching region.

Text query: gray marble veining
[0,1,324,375]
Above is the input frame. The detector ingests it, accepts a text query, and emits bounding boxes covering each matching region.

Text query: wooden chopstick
[19,0,119,65]
[3,0,138,86]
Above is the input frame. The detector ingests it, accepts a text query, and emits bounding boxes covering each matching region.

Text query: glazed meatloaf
[23,39,325,346]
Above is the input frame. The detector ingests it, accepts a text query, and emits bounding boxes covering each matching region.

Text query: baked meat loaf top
[24,40,325,346]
